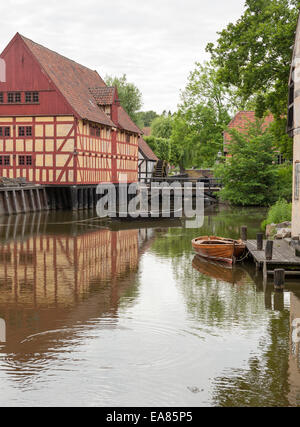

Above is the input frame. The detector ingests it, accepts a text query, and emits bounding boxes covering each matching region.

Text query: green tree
[105,74,143,124]
[170,62,232,171]
[136,111,159,128]
[144,135,171,162]
[151,114,173,139]
[215,119,278,206]
[206,0,300,158]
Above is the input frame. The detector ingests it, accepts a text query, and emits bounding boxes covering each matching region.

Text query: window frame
[7,92,21,103]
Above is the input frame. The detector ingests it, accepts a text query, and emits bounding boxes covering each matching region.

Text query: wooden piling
[71,187,78,210]
[36,189,42,211]
[257,233,264,251]
[265,240,274,260]
[21,190,26,213]
[241,226,248,241]
[274,269,285,291]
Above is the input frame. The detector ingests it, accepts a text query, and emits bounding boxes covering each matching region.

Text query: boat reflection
[192,255,248,286]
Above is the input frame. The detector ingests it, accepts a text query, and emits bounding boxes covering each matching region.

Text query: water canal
[0,205,299,407]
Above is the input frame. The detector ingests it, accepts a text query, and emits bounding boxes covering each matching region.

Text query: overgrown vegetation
[106,0,298,207]
[105,74,143,126]
[215,120,279,206]
[261,199,292,230]
[206,0,300,159]
[144,135,171,162]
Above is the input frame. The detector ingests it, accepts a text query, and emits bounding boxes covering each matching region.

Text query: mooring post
[257,233,264,251]
[263,261,267,288]
[265,240,273,260]
[274,269,285,292]
[241,226,248,241]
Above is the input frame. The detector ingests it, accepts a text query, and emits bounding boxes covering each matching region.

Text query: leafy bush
[144,135,171,162]
[261,199,292,230]
[215,120,278,206]
[274,163,292,202]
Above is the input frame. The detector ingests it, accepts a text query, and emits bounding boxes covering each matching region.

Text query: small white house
[138,137,158,183]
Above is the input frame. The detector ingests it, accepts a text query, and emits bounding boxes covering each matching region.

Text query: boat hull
[191,236,245,264]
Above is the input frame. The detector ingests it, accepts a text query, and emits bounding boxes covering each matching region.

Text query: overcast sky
[0,0,246,114]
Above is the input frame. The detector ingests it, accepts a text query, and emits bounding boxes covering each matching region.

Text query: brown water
[0,205,299,407]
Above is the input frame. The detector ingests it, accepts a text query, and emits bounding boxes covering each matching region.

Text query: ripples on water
[0,207,299,407]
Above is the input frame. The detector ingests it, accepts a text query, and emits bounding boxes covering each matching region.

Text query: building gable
[0,33,74,117]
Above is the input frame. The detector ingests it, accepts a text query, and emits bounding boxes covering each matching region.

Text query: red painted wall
[0,35,73,117]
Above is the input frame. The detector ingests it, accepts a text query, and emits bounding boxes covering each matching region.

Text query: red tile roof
[224,111,274,153]
[89,87,116,105]
[117,106,142,134]
[19,34,115,127]
[138,137,158,161]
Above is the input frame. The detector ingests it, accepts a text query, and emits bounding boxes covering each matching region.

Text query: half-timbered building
[0,33,141,208]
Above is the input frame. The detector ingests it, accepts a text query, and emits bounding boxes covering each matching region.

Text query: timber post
[274,269,285,292]
[241,226,248,241]
[71,187,78,210]
[257,233,264,251]
[265,240,273,260]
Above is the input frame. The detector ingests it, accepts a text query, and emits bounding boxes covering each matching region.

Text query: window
[19,155,25,166]
[18,126,32,137]
[25,92,32,103]
[25,92,39,103]
[0,93,3,103]
[126,134,130,143]
[32,92,39,103]
[0,156,11,166]
[26,156,32,166]
[7,92,21,103]
[0,127,9,138]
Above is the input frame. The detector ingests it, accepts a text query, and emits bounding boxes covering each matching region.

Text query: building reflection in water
[0,212,155,356]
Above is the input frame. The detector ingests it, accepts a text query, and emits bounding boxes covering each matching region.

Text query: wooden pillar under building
[4,191,12,215]
[43,188,49,210]
[83,188,88,210]
[78,188,84,210]
[50,188,57,210]
[29,189,36,212]
[20,189,27,213]
[71,187,78,210]
[12,190,19,214]
[36,189,42,211]
[88,187,94,209]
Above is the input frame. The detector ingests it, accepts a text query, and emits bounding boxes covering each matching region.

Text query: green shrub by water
[261,199,292,230]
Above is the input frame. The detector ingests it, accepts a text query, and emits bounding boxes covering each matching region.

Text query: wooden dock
[246,239,300,276]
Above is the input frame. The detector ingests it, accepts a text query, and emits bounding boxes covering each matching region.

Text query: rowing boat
[191,236,246,264]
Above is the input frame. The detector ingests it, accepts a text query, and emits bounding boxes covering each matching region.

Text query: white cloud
[0,0,245,113]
